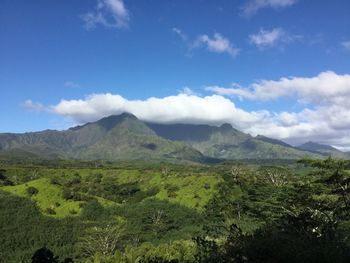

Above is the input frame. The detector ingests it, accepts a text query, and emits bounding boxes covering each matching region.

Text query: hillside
[298,141,349,159]
[0,113,205,163]
[147,122,320,160]
[0,113,324,162]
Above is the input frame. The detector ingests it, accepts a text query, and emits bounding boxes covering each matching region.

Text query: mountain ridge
[0,113,337,162]
[297,141,349,159]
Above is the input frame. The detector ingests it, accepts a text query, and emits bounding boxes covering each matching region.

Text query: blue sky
[1,0,350,149]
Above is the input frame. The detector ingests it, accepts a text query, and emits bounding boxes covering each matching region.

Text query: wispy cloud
[194,33,240,57]
[22,100,46,112]
[241,0,298,16]
[172,27,188,42]
[178,87,200,96]
[249,28,301,49]
[81,0,130,30]
[64,81,80,88]
[341,40,350,50]
[173,28,239,58]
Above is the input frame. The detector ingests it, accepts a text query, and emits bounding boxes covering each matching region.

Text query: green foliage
[2,178,83,218]
[195,158,350,263]
[27,186,39,196]
[1,158,350,262]
[0,191,80,262]
[31,246,74,263]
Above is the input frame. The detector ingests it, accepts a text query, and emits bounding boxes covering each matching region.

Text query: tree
[32,247,59,263]
[260,166,289,187]
[78,222,124,258]
[31,246,74,263]
[26,186,39,196]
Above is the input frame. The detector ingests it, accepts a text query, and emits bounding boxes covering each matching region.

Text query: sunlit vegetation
[0,158,349,262]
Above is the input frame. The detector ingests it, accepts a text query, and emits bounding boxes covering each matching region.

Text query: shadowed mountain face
[147,122,321,160]
[0,113,330,162]
[297,141,350,159]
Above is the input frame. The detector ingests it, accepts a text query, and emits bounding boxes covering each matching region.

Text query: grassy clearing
[1,167,220,216]
[103,169,221,211]
[2,178,82,218]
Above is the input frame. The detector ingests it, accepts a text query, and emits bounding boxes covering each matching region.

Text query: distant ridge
[147,121,322,160]
[255,135,294,148]
[0,113,339,162]
[297,141,349,159]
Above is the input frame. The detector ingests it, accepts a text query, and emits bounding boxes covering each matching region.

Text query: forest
[0,158,349,263]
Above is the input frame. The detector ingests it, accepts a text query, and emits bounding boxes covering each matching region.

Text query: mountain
[297,141,349,159]
[147,122,320,160]
[0,113,205,162]
[255,135,294,148]
[0,113,324,162]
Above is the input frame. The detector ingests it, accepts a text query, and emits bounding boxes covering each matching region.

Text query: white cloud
[278,112,299,127]
[173,28,239,58]
[207,71,350,104]
[22,100,46,112]
[51,93,267,129]
[207,71,350,148]
[178,87,199,96]
[81,0,129,30]
[194,33,240,57]
[42,71,350,150]
[242,0,298,16]
[64,81,80,88]
[249,28,292,48]
[341,40,350,50]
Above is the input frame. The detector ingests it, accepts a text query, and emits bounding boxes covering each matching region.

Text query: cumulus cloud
[173,28,239,58]
[51,93,268,129]
[241,0,298,16]
[81,0,129,30]
[207,71,350,148]
[342,40,350,50]
[41,71,350,150]
[249,28,299,48]
[48,90,350,149]
[207,71,350,104]
[22,100,46,112]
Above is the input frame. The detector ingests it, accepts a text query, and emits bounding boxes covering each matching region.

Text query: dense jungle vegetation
[0,158,349,263]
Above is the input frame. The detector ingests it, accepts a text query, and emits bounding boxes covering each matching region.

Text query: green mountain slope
[297,141,349,159]
[147,123,321,160]
[0,113,204,162]
[0,113,329,161]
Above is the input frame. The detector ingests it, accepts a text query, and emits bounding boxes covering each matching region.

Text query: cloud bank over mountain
[27,71,350,150]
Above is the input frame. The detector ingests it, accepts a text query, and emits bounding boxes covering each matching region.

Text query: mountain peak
[220,123,233,130]
[102,112,137,121]
[97,112,137,127]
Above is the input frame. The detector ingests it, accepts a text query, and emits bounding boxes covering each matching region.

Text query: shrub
[26,186,39,196]
[62,188,74,200]
[46,207,56,215]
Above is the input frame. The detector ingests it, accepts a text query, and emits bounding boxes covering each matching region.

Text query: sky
[1,0,350,149]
